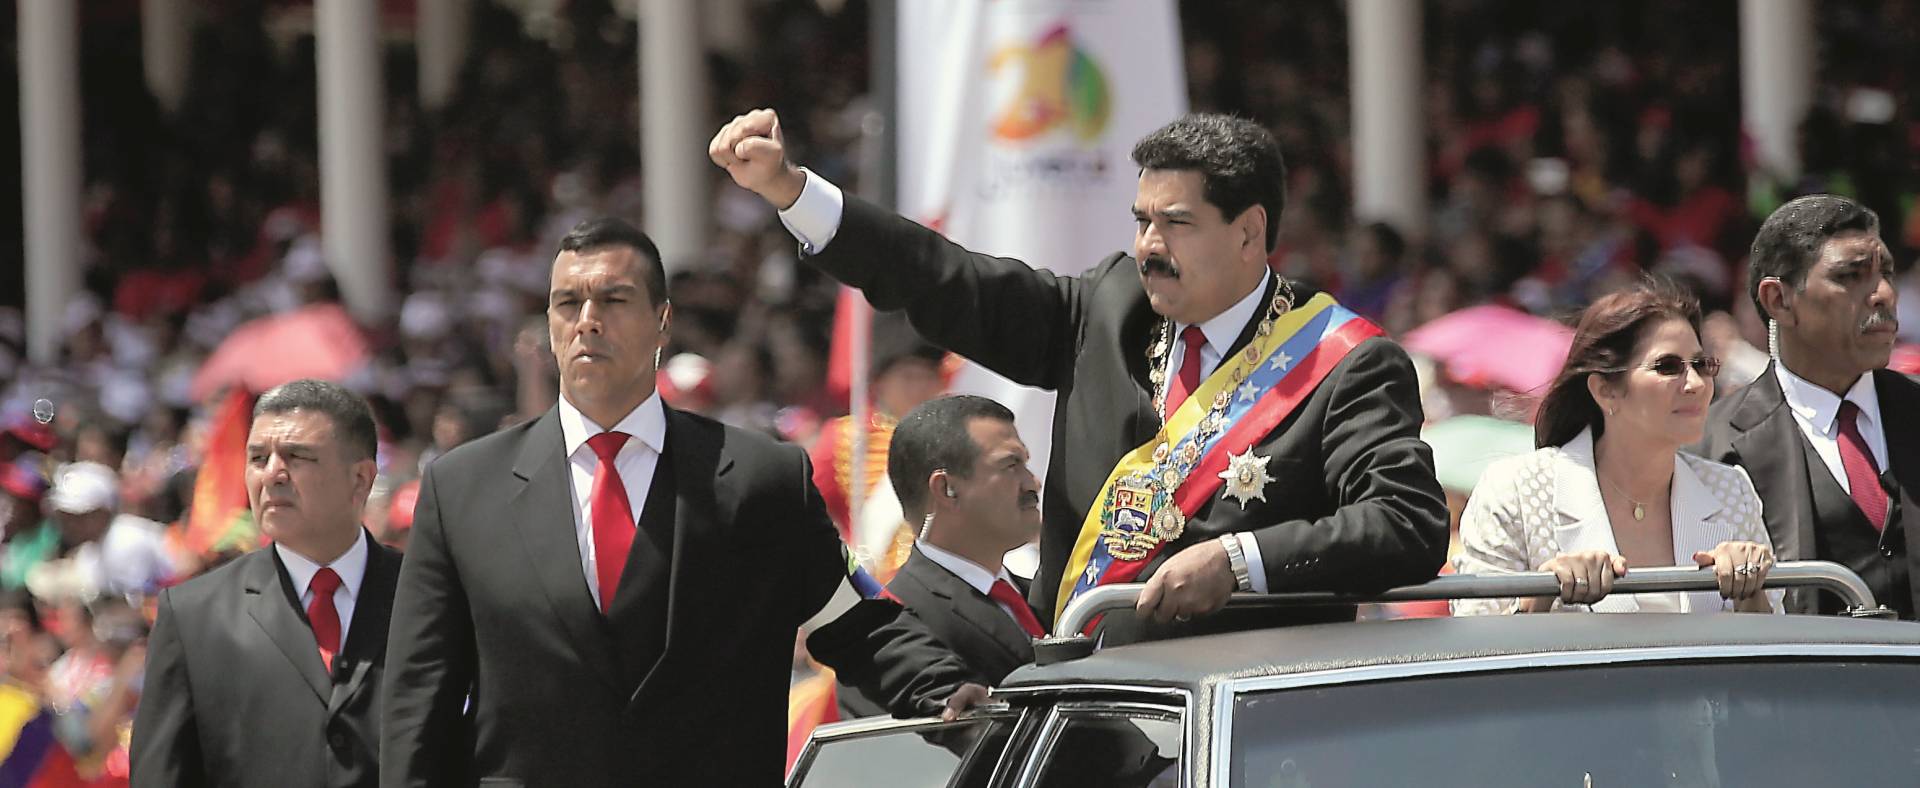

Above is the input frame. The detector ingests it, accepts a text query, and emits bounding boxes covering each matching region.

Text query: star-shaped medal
[1218,448,1274,509]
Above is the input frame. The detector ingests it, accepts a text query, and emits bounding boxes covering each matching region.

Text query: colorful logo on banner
[989,24,1111,145]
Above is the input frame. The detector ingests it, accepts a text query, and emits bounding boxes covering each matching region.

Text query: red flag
[186,389,259,556]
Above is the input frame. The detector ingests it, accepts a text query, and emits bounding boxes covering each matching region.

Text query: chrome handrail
[1052,560,1889,637]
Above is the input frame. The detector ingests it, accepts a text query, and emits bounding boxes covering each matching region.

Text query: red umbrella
[191,304,371,399]
[1892,344,1920,376]
[1403,304,1574,395]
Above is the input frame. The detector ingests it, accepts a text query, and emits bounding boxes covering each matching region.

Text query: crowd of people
[0,0,1917,784]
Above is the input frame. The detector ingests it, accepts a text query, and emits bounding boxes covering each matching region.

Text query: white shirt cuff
[776,168,845,254]
[1235,533,1269,594]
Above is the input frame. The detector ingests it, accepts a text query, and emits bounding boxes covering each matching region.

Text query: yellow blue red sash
[1054,294,1383,628]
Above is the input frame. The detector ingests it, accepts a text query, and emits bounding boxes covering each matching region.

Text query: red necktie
[1164,326,1208,414]
[1837,401,1889,531]
[307,567,342,673]
[587,431,637,613]
[989,579,1046,638]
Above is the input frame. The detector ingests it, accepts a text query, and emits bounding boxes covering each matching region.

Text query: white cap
[47,461,118,515]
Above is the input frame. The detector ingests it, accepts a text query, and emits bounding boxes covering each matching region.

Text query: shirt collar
[1177,269,1273,357]
[1775,363,1881,434]
[275,527,369,598]
[558,390,668,460]
[916,540,1014,598]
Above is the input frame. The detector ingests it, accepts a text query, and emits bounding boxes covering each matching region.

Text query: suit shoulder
[426,414,546,476]
[1475,446,1558,493]
[158,549,267,610]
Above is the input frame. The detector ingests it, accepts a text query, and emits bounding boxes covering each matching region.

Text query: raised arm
[711,108,1093,390]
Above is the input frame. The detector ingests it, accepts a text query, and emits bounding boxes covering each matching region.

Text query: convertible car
[787,561,1920,787]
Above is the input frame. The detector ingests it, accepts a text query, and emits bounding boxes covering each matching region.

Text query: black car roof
[1001,613,1920,691]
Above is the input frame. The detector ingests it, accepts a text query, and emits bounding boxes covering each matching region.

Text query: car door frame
[997,687,1194,788]
[786,704,1038,788]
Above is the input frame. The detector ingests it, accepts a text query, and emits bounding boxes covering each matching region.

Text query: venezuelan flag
[186,389,259,557]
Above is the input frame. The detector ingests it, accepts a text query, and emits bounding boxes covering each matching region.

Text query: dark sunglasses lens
[1649,357,1687,376]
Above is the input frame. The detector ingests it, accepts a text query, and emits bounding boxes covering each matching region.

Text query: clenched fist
[709,108,807,209]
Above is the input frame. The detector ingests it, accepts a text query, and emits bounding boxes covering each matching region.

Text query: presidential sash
[1054,294,1384,629]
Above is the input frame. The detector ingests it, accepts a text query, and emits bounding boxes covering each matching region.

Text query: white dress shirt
[780,168,1275,592]
[1775,364,1890,494]
[276,528,370,650]
[557,392,668,610]
[917,541,1035,631]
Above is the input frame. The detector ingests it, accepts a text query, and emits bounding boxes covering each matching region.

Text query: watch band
[1218,534,1253,592]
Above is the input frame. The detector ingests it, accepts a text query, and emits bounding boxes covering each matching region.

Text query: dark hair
[1131,114,1288,253]
[557,217,670,307]
[887,395,1017,515]
[1534,279,1702,448]
[1748,194,1879,320]
[254,379,379,462]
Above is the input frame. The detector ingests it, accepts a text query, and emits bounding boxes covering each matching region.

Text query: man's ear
[1235,204,1268,258]
[1755,278,1794,327]
[656,301,674,334]
[351,457,378,506]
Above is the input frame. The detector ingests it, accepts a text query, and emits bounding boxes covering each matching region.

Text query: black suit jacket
[805,196,1450,630]
[131,534,402,788]
[886,547,1037,685]
[1695,364,1920,617]
[380,406,970,788]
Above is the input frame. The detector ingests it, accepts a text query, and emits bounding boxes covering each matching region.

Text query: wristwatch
[1218,534,1253,592]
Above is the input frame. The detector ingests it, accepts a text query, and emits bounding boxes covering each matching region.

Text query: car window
[1230,660,1920,787]
[1031,708,1182,788]
[790,715,1019,788]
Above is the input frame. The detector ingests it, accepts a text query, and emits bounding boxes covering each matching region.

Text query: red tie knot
[588,431,632,463]
[1180,325,1207,355]
[1838,400,1861,427]
[309,567,342,597]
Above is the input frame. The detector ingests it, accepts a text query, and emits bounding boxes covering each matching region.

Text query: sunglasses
[1630,354,1721,378]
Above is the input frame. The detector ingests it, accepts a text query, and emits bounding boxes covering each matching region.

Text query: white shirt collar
[916,540,1017,598]
[557,390,668,460]
[1176,270,1273,357]
[275,527,369,599]
[1775,363,1881,435]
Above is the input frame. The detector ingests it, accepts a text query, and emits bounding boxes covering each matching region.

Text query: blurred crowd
[1,1,1919,780]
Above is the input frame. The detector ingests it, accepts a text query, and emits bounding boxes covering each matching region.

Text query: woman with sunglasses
[1453,280,1781,614]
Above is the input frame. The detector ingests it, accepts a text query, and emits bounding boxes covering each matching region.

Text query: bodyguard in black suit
[712,110,1448,633]
[1696,195,1917,617]
[380,220,980,788]
[883,396,1048,685]
[132,380,400,788]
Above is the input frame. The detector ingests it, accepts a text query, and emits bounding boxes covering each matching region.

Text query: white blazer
[1452,428,1781,615]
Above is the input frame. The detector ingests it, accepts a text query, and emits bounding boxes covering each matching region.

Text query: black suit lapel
[1874,370,1920,614]
[509,409,624,694]
[627,408,734,714]
[329,536,399,716]
[902,550,1034,666]
[1727,367,1820,564]
[605,446,676,685]
[243,550,330,703]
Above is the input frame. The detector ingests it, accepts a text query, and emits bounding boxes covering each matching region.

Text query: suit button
[329,731,349,752]
[1884,547,1896,558]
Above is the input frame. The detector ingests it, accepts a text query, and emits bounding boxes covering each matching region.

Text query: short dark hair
[1535,278,1702,449]
[557,217,670,307]
[1748,194,1880,320]
[253,379,379,462]
[1130,114,1288,253]
[887,395,1016,515]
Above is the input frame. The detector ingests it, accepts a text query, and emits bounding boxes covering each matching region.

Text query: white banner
[896,0,1187,481]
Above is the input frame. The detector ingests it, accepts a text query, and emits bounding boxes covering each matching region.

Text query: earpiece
[944,485,958,499]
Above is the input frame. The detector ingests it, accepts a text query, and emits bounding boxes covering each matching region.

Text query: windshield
[1230,659,1920,787]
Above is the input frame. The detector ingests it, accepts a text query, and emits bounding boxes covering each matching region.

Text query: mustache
[1861,310,1898,333]
[1138,255,1180,278]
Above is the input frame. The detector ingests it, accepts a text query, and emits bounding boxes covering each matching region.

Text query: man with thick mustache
[1697,194,1920,618]
[711,110,1448,639]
